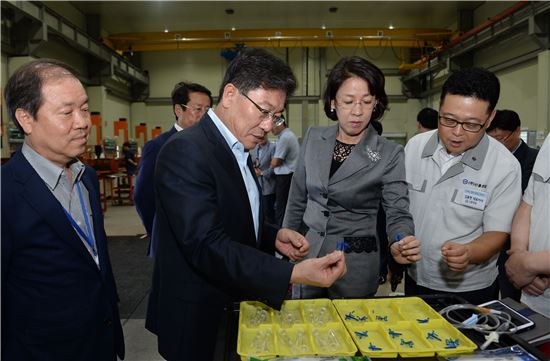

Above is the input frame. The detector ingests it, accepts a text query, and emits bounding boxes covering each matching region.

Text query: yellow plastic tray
[416,319,478,356]
[347,322,399,358]
[275,324,314,357]
[298,298,341,326]
[239,298,476,359]
[390,297,445,324]
[238,300,357,359]
[239,301,274,328]
[332,297,476,358]
[385,321,435,357]
[238,324,277,360]
[311,322,358,356]
[331,299,371,326]
[364,299,405,323]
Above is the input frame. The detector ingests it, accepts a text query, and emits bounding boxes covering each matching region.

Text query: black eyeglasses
[439,116,487,133]
[241,93,285,127]
[488,129,514,143]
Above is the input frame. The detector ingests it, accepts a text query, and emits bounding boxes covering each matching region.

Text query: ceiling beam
[105,28,454,52]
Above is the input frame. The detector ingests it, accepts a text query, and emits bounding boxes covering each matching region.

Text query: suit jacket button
[321,192,328,199]
[319,232,325,236]
[322,211,329,217]
[104,318,112,326]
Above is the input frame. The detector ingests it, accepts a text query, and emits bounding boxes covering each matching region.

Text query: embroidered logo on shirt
[366,147,381,162]
[462,178,487,189]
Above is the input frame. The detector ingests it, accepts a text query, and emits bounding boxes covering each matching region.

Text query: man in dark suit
[1,59,124,360]
[134,82,212,256]
[487,109,539,192]
[145,48,346,361]
[487,109,539,301]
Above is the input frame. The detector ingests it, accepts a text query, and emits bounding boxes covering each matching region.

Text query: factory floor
[104,205,404,361]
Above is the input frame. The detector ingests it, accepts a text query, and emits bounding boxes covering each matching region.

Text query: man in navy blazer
[134,82,212,256]
[1,59,124,361]
[145,48,347,360]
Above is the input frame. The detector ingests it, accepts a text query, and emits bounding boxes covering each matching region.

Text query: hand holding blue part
[389,233,422,265]
[336,241,348,251]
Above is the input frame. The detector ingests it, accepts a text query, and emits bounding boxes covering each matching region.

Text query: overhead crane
[103,27,454,53]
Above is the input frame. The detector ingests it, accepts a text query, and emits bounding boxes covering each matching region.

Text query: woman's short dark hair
[323,56,388,121]
[4,58,78,132]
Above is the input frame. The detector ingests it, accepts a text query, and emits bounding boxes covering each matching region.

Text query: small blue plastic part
[368,342,382,351]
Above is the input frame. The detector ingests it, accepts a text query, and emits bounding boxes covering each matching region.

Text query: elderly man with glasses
[134,81,212,256]
[403,68,522,305]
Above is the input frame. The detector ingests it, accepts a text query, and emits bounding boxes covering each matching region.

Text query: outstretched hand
[275,228,310,261]
[391,235,421,264]
[290,251,347,287]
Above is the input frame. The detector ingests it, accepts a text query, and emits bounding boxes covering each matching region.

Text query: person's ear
[485,108,497,130]
[15,108,34,135]
[220,83,238,109]
[174,104,185,118]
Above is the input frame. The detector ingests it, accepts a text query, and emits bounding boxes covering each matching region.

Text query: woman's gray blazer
[283,124,414,297]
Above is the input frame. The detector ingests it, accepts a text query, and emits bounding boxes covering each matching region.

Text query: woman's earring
[330,108,336,115]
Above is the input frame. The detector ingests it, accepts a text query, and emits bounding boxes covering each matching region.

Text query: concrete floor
[104,205,404,361]
[103,205,163,361]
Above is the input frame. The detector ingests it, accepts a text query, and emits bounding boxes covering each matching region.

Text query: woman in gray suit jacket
[283,56,421,298]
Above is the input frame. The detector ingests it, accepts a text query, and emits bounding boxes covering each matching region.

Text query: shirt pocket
[408,178,427,193]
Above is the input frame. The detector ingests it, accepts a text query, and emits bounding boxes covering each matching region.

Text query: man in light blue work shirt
[271,116,300,225]
[404,67,522,305]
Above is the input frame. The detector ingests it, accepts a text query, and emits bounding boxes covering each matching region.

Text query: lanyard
[63,181,97,256]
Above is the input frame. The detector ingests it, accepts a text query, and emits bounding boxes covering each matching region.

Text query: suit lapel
[81,170,108,275]
[247,154,261,193]
[15,153,100,270]
[315,126,337,191]
[201,116,257,244]
[330,124,380,185]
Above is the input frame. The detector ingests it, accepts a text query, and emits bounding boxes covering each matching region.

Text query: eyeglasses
[335,98,376,111]
[180,103,210,114]
[241,93,285,127]
[488,129,514,142]
[439,115,487,133]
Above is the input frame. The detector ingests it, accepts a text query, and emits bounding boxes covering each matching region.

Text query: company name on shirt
[462,178,487,189]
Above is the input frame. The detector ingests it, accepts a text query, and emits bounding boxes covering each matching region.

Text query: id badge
[460,188,488,210]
